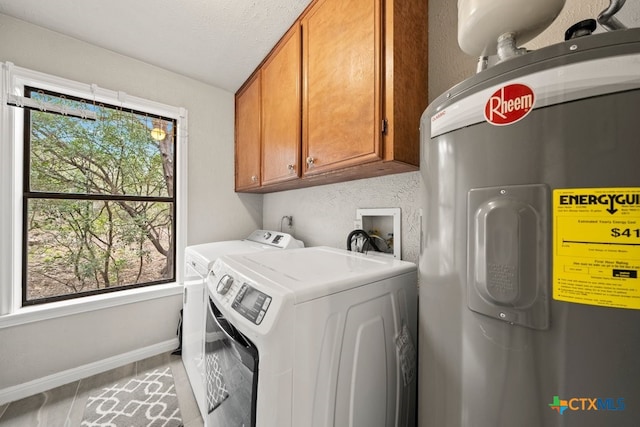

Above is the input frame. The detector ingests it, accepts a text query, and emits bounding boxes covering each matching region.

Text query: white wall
[263,171,422,262]
[0,13,261,396]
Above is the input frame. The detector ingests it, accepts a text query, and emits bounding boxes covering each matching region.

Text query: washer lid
[226,246,416,303]
[184,230,303,275]
[185,240,265,275]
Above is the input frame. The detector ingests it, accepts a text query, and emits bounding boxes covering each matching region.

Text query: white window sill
[0,283,183,329]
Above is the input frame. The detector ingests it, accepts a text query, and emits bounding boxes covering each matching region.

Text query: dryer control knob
[216,274,234,295]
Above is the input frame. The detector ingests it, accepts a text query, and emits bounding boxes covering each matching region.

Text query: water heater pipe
[476,56,489,73]
[598,0,628,31]
[496,32,528,62]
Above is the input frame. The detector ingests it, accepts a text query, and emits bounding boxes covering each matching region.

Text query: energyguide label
[553,187,640,310]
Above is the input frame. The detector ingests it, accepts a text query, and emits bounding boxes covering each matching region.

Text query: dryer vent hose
[346,229,384,253]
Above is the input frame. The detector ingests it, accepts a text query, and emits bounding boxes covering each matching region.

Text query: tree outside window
[23,87,177,305]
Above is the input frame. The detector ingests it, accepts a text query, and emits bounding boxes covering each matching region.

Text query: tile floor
[0,351,204,427]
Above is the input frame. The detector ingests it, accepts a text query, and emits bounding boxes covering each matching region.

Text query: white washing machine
[182,230,303,420]
[205,246,418,427]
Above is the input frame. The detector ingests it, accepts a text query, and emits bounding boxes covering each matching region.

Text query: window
[1,63,186,311]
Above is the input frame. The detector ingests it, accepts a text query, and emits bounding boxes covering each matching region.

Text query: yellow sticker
[553,188,640,309]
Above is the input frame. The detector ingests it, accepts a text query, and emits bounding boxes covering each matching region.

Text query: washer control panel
[245,229,303,249]
[232,283,271,325]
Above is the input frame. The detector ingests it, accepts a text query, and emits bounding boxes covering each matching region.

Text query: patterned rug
[81,366,183,427]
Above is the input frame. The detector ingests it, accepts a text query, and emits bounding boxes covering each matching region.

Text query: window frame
[1,62,187,321]
[22,86,178,306]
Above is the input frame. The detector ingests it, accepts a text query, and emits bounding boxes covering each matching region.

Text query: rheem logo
[484,83,535,126]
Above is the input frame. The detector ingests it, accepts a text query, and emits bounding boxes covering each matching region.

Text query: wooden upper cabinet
[301,0,382,176]
[234,0,428,193]
[383,0,428,168]
[235,73,261,191]
[261,25,302,186]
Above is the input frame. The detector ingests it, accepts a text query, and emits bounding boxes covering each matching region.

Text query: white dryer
[206,246,418,427]
[182,230,303,420]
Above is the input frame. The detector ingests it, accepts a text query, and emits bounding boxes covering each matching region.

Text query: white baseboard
[0,338,179,406]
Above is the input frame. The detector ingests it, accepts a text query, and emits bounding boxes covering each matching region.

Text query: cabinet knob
[287,164,295,173]
[251,175,258,182]
[306,157,315,168]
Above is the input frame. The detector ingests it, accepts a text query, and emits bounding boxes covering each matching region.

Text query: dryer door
[205,296,259,427]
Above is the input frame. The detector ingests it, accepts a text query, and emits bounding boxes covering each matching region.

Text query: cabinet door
[302,0,382,176]
[262,25,302,185]
[235,73,261,191]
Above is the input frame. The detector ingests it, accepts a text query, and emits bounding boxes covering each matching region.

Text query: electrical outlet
[354,219,362,230]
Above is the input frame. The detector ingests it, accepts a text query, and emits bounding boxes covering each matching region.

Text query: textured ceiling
[0,0,312,93]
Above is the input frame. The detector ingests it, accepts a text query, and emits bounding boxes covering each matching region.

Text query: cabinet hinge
[382,118,388,135]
